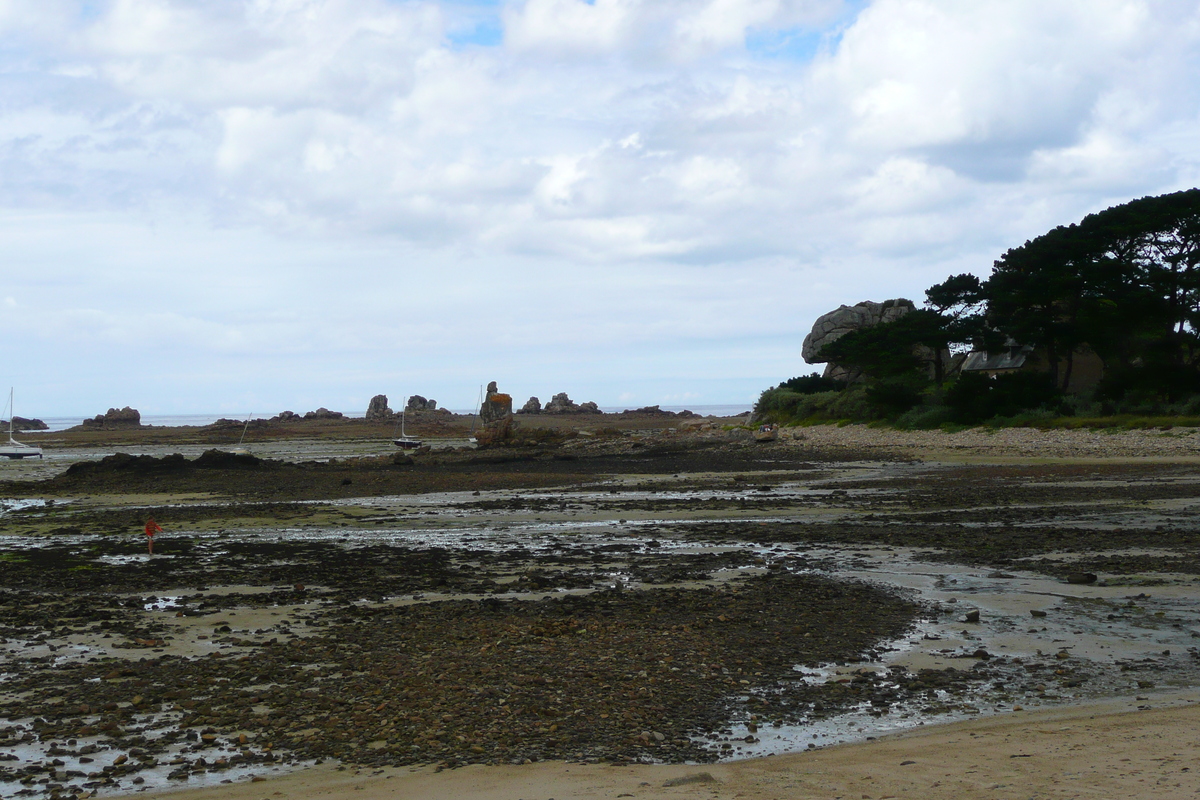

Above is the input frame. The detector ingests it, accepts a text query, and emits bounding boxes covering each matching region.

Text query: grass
[775,414,1200,433]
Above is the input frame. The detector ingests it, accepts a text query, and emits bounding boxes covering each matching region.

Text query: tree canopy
[815,189,1200,401]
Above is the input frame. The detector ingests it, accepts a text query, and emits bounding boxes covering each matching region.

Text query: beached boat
[0,389,43,459]
[753,423,778,442]
[392,407,422,450]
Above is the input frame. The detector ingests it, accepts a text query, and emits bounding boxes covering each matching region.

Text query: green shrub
[944,372,1062,424]
[894,405,956,430]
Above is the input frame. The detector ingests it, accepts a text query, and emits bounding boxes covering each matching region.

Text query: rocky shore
[3,419,1200,798]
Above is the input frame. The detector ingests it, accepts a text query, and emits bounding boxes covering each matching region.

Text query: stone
[802,299,943,382]
[619,405,675,417]
[517,397,542,414]
[964,610,980,623]
[79,406,141,430]
[577,401,602,414]
[479,382,513,425]
[4,416,47,431]
[365,395,393,421]
[303,407,344,420]
[406,396,438,412]
[1066,572,1097,584]
[544,393,578,414]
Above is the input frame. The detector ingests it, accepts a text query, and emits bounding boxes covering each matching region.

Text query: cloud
[2,0,1200,414]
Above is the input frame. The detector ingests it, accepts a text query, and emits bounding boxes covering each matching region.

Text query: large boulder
[544,392,578,414]
[406,395,438,412]
[801,299,916,382]
[517,397,542,414]
[474,415,515,446]
[365,394,393,421]
[479,381,513,424]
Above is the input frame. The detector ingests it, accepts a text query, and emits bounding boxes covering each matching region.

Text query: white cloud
[2,0,1200,414]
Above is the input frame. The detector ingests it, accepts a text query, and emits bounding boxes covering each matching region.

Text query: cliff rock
[517,397,542,414]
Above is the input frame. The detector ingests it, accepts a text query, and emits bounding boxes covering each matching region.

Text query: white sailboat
[392,406,422,450]
[468,384,482,444]
[230,413,253,455]
[1,389,43,459]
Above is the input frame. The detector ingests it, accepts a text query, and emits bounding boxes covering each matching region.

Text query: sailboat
[468,384,482,444]
[392,406,422,450]
[230,414,253,455]
[1,389,43,459]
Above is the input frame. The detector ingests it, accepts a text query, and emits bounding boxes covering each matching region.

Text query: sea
[30,404,753,433]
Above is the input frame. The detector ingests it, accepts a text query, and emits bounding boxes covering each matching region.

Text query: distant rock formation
[802,299,917,382]
[303,408,344,420]
[517,397,542,414]
[273,411,299,422]
[406,395,438,412]
[80,407,141,429]
[543,392,602,414]
[620,405,673,416]
[365,395,393,421]
[4,416,48,431]
[543,393,577,414]
[479,381,513,425]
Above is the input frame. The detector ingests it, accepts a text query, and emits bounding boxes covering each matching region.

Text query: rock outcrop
[406,396,438,412]
[542,393,602,414]
[619,405,673,416]
[80,407,141,429]
[365,395,393,421]
[5,416,48,431]
[543,393,577,414]
[303,408,344,420]
[517,397,542,414]
[474,415,514,446]
[479,382,514,425]
[802,299,918,382]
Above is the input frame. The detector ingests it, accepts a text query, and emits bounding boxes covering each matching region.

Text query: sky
[3,0,1200,418]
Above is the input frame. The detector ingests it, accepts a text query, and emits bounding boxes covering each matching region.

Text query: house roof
[962,347,1030,372]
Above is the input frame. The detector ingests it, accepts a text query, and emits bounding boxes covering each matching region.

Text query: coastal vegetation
[759,189,1200,429]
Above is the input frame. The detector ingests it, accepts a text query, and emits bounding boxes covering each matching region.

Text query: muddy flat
[2,419,1200,798]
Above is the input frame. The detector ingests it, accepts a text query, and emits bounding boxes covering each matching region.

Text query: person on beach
[145,517,163,554]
